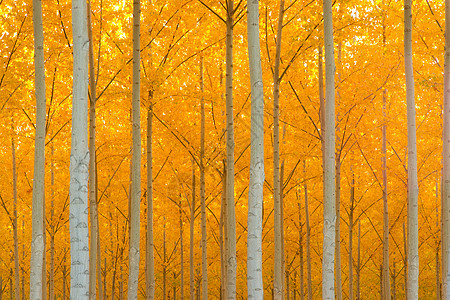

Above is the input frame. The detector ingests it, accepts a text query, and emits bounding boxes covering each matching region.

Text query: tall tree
[444,0,450,298]
[225,0,237,298]
[404,0,419,298]
[146,102,155,299]
[70,0,90,297]
[87,0,100,298]
[272,1,285,299]
[128,0,142,298]
[247,0,265,298]
[30,0,46,298]
[322,0,336,299]
[11,125,19,300]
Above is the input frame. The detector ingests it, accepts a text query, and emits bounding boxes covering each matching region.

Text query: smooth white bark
[128,0,142,298]
[70,0,90,297]
[30,0,46,299]
[226,1,237,298]
[247,0,264,298]
[404,1,419,298]
[322,0,336,299]
[146,107,155,299]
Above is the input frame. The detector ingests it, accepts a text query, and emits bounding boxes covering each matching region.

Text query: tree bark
[190,161,196,300]
[247,0,265,297]
[323,0,336,299]
[225,1,237,298]
[272,2,285,299]
[70,0,90,297]
[11,127,20,300]
[404,1,419,298]
[146,104,155,299]
[304,168,312,300]
[443,0,450,298]
[128,0,142,298]
[348,174,355,300]
[30,0,46,298]
[87,0,99,298]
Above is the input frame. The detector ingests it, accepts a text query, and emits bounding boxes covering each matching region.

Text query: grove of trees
[0,0,448,299]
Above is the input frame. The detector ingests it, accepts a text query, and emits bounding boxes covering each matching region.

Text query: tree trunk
[49,143,55,300]
[304,169,312,300]
[190,160,196,300]
[146,105,155,300]
[220,162,228,300]
[348,174,355,300]
[272,2,284,299]
[12,128,20,300]
[199,56,208,300]
[323,0,336,298]
[225,1,237,298]
[87,0,99,298]
[247,0,265,298]
[443,0,450,298]
[128,0,142,298]
[298,195,304,300]
[436,178,441,300]
[163,219,167,300]
[180,199,184,300]
[30,0,46,298]
[70,0,90,297]
[404,1,419,298]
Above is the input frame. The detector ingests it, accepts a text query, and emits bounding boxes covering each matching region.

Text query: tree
[443,0,450,298]
[272,1,285,299]
[404,0,419,298]
[30,0,46,298]
[70,0,90,297]
[128,0,142,298]
[247,0,265,298]
[322,0,336,299]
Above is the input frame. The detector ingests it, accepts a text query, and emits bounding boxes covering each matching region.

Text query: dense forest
[0,0,448,299]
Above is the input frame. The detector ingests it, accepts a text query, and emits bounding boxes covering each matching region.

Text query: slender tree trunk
[30,0,46,298]
[199,57,208,300]
[443,0,450,298]
[272,2,285,299]
[70,0,90,297]
[304,169,312,300]
[404,1,419,298]
[12,128,20,300]
[349,174,355,300]
[335,42,342,300]
[220,163,228,300]
[323,0,336,298]
[247,0,265,296]
[225,1,237,298]
[436,178,441,300]
[87,0,99,298]
[49,142,55,300]
[146,105,155,299]
[128,0,142,298]
[393,261,397,300]
[190,161,196,300]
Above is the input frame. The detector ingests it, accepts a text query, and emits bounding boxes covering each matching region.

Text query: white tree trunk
[200,57,208,300]
[225,1,237,298]
[146,106,155,299]
[12,129,20,300]
[190,161,196,300]
[443,0,450,299]
[128,0,142,298]
[70,0,90,297]
[272,2,284,299]
[323,0,336,299]
[247,0,264,298]
[404,0,419,298]
[30,0,46,298]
